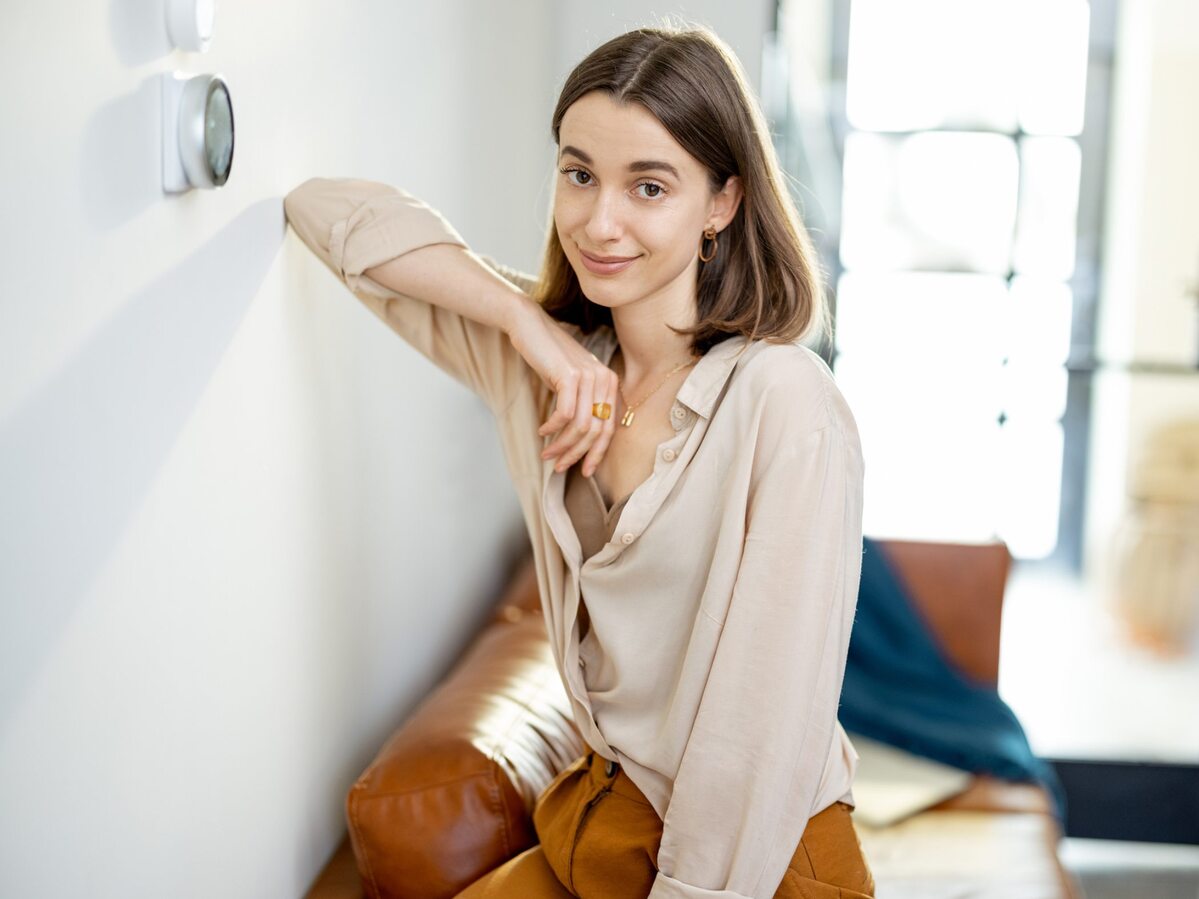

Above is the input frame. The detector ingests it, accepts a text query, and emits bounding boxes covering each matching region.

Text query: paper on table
[847,733,974,828]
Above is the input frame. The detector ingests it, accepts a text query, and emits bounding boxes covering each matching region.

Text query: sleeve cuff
[647,872,752,899]
[329,188,468,294]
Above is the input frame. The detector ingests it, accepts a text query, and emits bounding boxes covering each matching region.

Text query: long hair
[533,20,831,357]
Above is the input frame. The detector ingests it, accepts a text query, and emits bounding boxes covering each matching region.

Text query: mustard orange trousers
[455,747,876,898]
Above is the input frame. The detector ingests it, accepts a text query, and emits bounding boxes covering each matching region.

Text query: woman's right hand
[505,300,619,478]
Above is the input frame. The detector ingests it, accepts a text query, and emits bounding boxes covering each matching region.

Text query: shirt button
[672,406,685,419]
[620,532,635,544]
[661,447,676,462]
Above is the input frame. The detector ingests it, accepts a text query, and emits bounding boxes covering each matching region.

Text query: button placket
[608,419,693,551]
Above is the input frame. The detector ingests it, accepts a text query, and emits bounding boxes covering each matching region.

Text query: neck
[609,299,698,388]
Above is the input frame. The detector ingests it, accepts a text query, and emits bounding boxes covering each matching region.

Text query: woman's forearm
[362,243,542,337]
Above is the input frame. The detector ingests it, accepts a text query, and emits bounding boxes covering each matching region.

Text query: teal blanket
[840,537,1068,825]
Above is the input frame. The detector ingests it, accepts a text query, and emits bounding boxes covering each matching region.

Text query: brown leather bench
[304,538,1083,899]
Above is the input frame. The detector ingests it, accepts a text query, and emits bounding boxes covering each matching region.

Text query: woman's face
[554,90,741,313]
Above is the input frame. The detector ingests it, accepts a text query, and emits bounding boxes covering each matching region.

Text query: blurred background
[0,0,1195,896]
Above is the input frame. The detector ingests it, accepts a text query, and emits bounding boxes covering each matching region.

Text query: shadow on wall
[0,198,284,737]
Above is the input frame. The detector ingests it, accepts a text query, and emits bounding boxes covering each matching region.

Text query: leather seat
[304,541,1083,899]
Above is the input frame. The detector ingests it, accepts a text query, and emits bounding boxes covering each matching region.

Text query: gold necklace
[616,353,698,427]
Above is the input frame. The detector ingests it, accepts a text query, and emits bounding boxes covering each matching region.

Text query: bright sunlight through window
[834,0,1091,559]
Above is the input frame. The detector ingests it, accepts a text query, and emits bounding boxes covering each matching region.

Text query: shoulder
[736,340,856,438]
[744,341,833,386]
[726,341,864,478]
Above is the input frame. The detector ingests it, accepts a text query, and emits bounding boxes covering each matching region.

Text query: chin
[576,284,620,309]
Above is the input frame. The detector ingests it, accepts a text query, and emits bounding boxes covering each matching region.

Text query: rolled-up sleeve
[648,379,866,898]
[282,176,533,415]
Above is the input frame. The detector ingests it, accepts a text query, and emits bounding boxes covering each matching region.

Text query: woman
[284,22,873,899]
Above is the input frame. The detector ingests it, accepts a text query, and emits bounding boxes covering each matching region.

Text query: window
[765,0,1116,567]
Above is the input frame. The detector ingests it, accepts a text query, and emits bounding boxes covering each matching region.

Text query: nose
[583,190,624,245]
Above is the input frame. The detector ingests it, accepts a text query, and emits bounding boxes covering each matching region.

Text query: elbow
[283,176,327,225]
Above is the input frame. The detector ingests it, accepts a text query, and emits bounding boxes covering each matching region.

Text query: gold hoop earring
[699,225,718,263]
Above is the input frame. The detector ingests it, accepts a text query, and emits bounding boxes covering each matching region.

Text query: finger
[542,371,589,459]
[542,371,591,460]
[553,370,598,471]
[557,397,606,473]
[581,370,618,477]
[538,367,583,437]
[538,371,578,444]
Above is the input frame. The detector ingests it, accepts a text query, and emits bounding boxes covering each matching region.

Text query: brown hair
[533,19,831,357]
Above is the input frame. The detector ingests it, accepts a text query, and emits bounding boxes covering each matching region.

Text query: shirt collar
[591,326,751,420]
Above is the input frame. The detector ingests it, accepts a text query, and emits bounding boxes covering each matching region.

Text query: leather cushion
[345,570,584,899]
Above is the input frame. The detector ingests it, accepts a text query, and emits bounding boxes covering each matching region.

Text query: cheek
[641,218,697,264]
[553,195,585,233]
[642,205,699,245]
[553,220,576,260]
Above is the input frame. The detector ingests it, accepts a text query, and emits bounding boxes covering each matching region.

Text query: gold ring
[591,402,612,420]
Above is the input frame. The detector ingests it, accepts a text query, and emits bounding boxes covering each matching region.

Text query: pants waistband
[580,745,856,818]
[583,746,653,806]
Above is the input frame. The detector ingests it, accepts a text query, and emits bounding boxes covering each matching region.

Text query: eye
[558,165,592,187]
[558,166,669,201]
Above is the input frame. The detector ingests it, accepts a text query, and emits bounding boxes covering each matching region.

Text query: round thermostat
[161,72,235,192]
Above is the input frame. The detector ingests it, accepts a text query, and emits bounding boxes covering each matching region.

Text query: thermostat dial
[161,72,235,192]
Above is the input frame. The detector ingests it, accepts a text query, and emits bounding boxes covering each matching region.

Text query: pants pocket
[779,802,875,898]
[778,868,876,898]
[569,787,662,899]
[532,752,590,842]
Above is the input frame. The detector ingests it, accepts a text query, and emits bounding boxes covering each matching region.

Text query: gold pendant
[621,408,635,427]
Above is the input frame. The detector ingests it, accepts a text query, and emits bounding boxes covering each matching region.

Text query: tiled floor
[997,561,1199,897]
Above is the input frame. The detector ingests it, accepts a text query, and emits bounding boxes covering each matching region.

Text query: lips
[579,248,640,275]
[582,250,637,262]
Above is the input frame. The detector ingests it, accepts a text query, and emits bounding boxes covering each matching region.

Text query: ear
[709,175,744,231]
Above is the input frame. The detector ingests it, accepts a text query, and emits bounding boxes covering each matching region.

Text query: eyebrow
[559,145,681,181]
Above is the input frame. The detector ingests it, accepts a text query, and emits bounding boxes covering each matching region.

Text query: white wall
[0,2,772,896]
[552,0,771,95]
[1082,0,1199,593]
[0,2,555,897]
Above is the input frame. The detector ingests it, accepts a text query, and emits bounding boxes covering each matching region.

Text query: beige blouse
[283,177,866,899]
